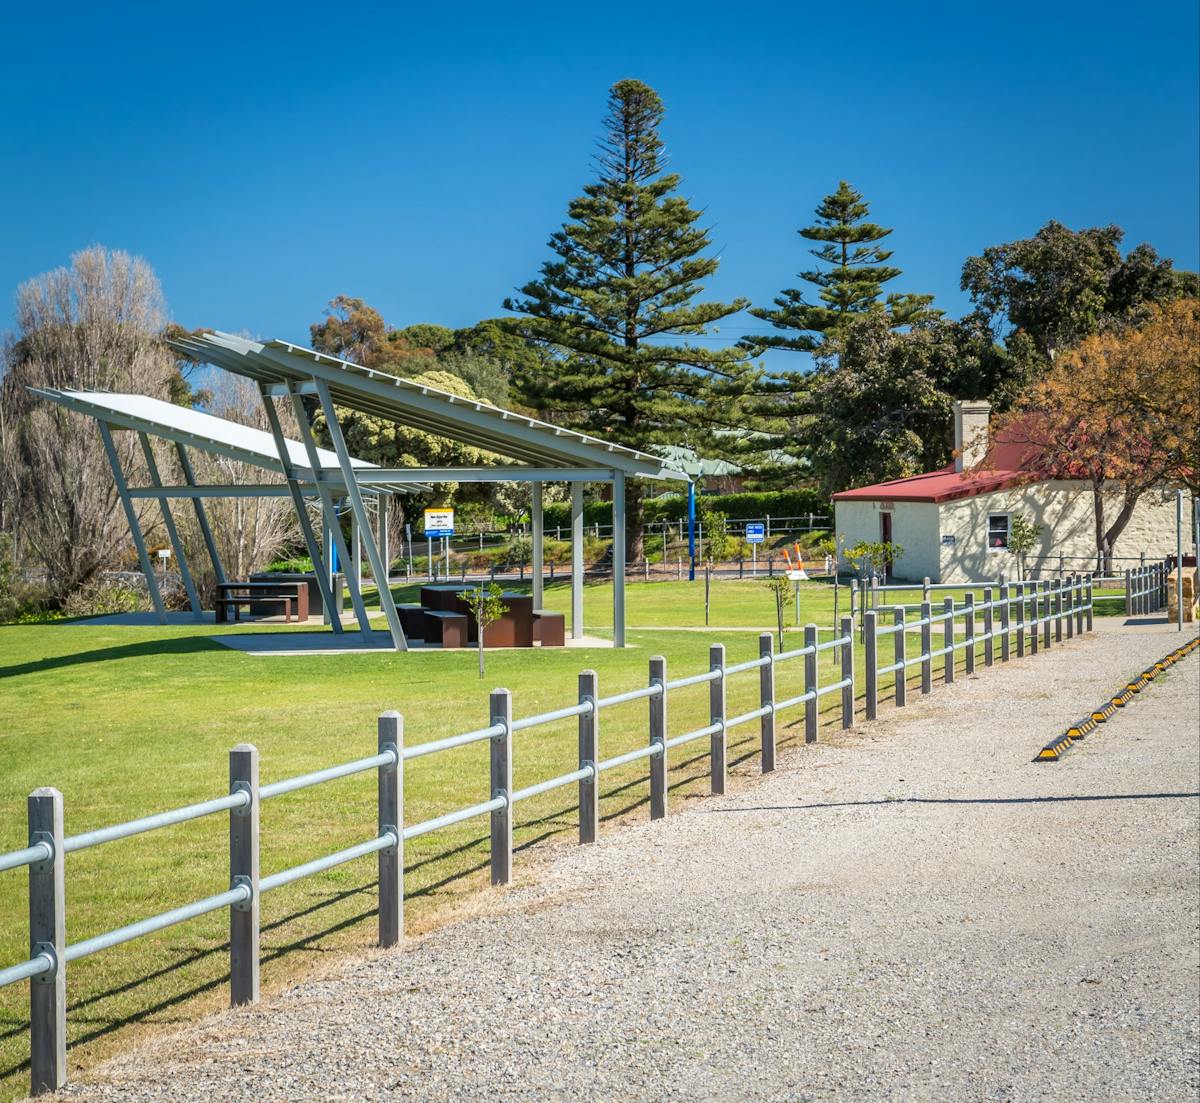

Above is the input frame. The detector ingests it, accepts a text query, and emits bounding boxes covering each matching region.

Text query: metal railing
[0,618,854,1096]
[0,569,1133,1095]
[861,575,1097,718]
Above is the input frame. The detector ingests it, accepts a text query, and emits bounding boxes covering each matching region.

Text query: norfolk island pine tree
[505,79,762,563]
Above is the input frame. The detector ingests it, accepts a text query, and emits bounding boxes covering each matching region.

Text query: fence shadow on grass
[0,738,748,1092]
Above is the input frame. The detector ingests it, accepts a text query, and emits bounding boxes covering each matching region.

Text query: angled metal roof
[30,388,424,492]
[169,331,689,481]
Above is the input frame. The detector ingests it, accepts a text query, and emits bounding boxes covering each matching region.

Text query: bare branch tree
[0,246,180,599]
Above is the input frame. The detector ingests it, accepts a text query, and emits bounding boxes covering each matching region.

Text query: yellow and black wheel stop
[1034,637,1198,762]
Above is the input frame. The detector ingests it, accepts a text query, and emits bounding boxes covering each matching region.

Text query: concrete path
[60,624,1200,1102]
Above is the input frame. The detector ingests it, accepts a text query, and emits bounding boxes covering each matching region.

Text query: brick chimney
[954,400,991,473]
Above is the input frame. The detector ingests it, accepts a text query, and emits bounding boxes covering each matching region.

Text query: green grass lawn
[0,575,1122,1098]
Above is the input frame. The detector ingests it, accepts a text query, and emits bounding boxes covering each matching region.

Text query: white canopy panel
[31,388,421,490]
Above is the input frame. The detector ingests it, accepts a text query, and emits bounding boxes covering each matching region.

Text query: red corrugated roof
[832,438,1041,504]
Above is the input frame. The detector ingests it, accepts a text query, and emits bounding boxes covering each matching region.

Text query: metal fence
[0,567,1132,1095]
[860,575,1101,719]
[850,564,1167,622]
[1,620,857,1095]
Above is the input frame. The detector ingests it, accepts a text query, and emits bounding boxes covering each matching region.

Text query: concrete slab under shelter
[212,631,616,656]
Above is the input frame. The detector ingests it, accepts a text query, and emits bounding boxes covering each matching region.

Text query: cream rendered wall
[834,499,942,580]
[935,481,1182,582]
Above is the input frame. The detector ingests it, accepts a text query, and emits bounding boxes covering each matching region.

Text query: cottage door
[880,511,893,583]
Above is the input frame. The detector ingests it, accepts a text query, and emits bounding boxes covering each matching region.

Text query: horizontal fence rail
[861,575,1100,723]
[0,571,1114,1095]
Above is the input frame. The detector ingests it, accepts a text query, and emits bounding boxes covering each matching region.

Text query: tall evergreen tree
[745,181,933,354]
[505,79,760,561]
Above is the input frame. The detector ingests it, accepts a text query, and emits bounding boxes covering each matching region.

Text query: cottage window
[987,513,1011,550]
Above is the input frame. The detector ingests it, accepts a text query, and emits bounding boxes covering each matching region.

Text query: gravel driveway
[59,623,1200,1102]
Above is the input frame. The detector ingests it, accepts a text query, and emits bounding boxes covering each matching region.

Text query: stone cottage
[832,401,1183,583]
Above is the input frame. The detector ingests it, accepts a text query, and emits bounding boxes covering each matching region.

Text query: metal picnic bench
[215,581,310,624]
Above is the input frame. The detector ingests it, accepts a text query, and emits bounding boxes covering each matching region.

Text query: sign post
[746,522,765,577]
[687,483,696,582]
[423,509,454,583]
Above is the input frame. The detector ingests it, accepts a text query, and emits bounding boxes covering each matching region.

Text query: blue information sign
[745,522,766,544]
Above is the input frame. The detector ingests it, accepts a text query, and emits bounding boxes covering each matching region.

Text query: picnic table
[215,580,310,624]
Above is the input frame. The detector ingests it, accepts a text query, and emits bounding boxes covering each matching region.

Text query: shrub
[62,578,151,618]
[267,556,315,574]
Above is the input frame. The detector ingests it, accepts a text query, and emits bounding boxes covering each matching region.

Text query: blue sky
[1,0,1197,362]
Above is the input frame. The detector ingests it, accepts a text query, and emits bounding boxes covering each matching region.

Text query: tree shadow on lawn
[0,635,227,680]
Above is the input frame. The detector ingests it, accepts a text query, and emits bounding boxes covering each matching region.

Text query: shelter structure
[31,388,426,634]
[38,331,688,650]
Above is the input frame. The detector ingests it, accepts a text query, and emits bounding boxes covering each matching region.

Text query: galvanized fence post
[964,593,976,675]
[489,689,512,884]
[1015,584,1025,657]
[1064,577,1074,639]
[982,588,994,667]
[840,615,854,729]
[28,787,66,1096]
[649,657,667,819]
[1074,574,1084,635]
[578,671,599,844]
[864,611,878,721]
[1054,579,1063,642]
[1041,581,1052,650]
[1086,575,1094,631]
[922,576,931,603]
[758,633,776,773]
[920,601,932,694]
[1124,568,1132,617]
[709,644,727,793]
[804,624,818,742]
[1028,585,1039,655]
[893,608,907,707]
[999,584,1010,662]
[377,712,402,947]
[942,597,955,684]
[229,744,259,1007]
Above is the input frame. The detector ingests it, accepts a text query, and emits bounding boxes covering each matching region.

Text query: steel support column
[98,423,166,622]
[286,388,373,635]
[377,492,390,596]
[531,481,544,610]
[258,387,342,632]
[571,481,584,640]
[174,443,227,590]
[138,433,202,618]
[612,469,626,648]
[312,379,407,650]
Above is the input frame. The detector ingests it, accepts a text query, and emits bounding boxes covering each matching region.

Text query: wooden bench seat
[215,595,298,624]
[216,580,308,624]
